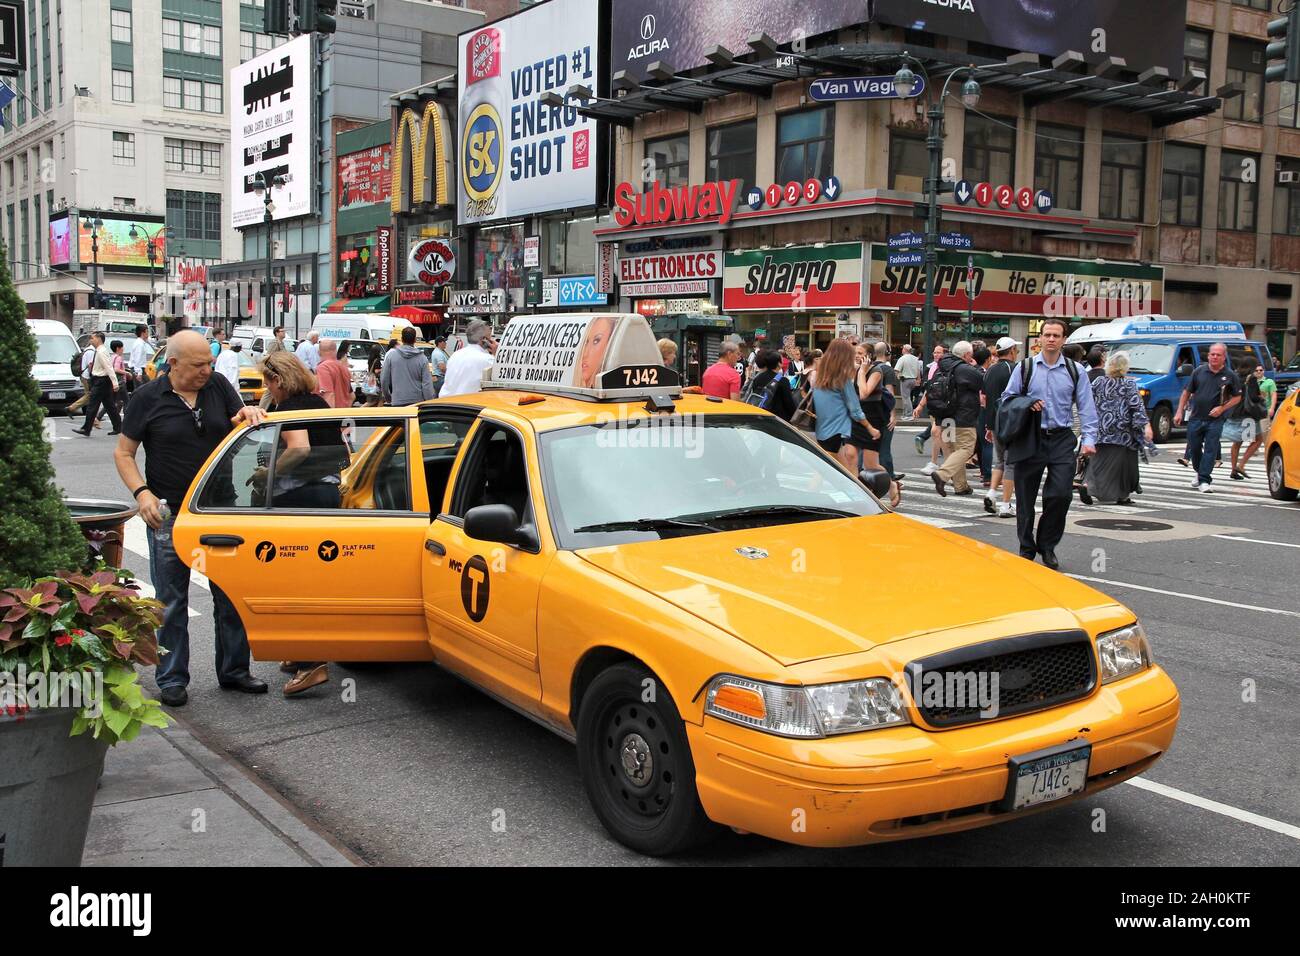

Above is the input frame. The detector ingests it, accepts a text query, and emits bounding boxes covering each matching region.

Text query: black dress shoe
[1039,549,1060,571]
[1019,549,1037,561]
[107,430,122,435]
[159,685,187,707]
[932,472,947,497]
[218,674,269,694]
[72,427,91,436]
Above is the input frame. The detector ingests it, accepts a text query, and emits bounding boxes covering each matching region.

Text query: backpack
[742,371,783,410]
[1243,374,1267,419]
[924,359,959,419]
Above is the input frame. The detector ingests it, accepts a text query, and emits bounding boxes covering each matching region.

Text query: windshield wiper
[680,504,858,523]
[572,516,719,534]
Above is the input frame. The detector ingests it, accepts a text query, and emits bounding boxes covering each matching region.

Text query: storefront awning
[392,304,443,324]
[323,295,391,313]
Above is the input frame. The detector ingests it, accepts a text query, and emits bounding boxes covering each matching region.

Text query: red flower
[54,633,74,647]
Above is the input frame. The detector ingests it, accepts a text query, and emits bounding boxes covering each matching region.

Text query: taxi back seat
[482,435,529,519]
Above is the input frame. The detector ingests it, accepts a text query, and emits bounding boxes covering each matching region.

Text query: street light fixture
[128,222,169,328]
[253,171,285,331]
[81,216,105,309]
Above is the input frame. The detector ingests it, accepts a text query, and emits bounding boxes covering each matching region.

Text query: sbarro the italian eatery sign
[723,242,865,312]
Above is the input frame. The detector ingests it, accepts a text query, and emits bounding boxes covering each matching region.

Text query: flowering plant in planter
[0,568,172,743]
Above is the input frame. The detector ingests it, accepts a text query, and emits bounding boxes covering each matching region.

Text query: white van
[309,313,415,344]
[230,324,296,356]
[27,319,84,408]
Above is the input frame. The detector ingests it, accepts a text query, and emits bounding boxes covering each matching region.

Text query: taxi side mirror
[859,468,893,499]
[1177,364,1195,377]
[464,503,536,550]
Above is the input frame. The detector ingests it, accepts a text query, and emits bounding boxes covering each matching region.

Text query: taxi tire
[1268,447,1298,501]
[576,663,717,857]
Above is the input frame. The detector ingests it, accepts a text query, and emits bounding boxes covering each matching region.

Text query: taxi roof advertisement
[457,0,602,225]
[493,313,638,391]
[872,0,1189,77]
[610,0,863,83]
[723,242,864,312]
[866,244,1164,318]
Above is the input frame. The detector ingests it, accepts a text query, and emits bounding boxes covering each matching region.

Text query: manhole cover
[1075,518,1174,532]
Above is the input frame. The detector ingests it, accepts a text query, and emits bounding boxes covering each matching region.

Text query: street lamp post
[253,172,285,330]
[128,223,170,330]
[81,216,104,309]
[892,60,981,363]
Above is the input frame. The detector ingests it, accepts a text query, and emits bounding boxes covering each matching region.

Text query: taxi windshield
[1101,341,1174,375]
[539,414,884,548]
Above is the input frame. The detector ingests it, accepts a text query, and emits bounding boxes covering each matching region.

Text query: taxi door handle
[424,540,446,556]
[200,534,244,547]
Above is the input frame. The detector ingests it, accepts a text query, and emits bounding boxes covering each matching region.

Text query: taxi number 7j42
[601,364,682,390]
[1004,743,1091,811]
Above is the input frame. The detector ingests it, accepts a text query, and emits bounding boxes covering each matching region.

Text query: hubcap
[1271,454,1283,491]
[619,733,654,787]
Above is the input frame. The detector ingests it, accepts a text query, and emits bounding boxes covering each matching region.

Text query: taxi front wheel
[577,663,717,856]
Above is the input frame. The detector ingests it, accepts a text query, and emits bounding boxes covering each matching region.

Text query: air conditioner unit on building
[1281,171,1297,184]
[55,197,68,210]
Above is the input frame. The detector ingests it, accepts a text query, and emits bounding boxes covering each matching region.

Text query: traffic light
[264,0,289,35]
[299,1,338,35]
[1266,3,1300,84]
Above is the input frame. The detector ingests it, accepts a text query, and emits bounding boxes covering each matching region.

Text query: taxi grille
[239,377,261,388]
[905,630,1096,729]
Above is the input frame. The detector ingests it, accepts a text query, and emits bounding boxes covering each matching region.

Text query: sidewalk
[84,722,361,867]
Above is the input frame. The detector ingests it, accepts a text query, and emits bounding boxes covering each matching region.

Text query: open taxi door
[173,408,436,663]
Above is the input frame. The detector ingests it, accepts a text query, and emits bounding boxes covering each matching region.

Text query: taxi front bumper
[687,665,1179,848]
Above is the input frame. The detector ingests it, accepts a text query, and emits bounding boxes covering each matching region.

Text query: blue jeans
[1186,416,1225,485]
[879,421,895,475]
[147,515,252,689]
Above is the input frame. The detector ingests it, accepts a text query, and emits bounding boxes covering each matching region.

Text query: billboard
[872,0,1188,77]
[610,0,863,83]
[231,33,313,228]
[723,242,864,312]
[457,0,600,225]
[337,144,391,212]
[391,99,454,213]
[49,216,71,266]
[75,216,167,269]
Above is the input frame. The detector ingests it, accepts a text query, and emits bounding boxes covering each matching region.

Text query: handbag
[790,390,816,432]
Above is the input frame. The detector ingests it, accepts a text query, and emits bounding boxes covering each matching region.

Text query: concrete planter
[0,708,108,866]
[65,498,139,569]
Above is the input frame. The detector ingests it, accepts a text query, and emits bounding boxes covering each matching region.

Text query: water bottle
[156,499,172,544]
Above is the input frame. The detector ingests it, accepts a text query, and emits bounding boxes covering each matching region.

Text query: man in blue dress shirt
[1001,318,1098,570]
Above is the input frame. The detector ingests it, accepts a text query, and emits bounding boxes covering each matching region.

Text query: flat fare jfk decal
[242,54,294,194]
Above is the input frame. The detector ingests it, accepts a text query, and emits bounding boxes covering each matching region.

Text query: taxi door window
[418,413,477,514]
[195,425,278,509]
[450,424,532,523]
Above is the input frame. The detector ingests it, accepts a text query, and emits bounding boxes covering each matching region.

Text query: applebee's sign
[409,237,456,287]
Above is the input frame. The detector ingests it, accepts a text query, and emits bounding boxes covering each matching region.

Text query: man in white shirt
[215,342,241,388]
[440,320,497,397]
[893,344,922,418]
[67,341,99,417]
[127,324,152,378]
[295,330,321,370]
[73,332,121,436]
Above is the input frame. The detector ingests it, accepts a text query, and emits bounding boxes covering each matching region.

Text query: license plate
[1003,742,1091,811]
[47,391,66,400]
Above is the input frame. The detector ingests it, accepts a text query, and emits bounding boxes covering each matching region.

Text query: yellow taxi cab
[235,351,266,406]
[1266,385,1300,500]
[173,314,1180,856]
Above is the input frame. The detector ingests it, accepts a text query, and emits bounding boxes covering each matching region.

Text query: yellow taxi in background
[173,314,1179,856]
[1266,386,1300,500]
[235,351,266,406]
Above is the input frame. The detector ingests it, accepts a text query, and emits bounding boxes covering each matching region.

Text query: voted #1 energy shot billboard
[457,0,600,225]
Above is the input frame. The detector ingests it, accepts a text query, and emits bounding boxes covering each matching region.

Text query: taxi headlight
[704,675,909,738]
[1096,622,1152,684]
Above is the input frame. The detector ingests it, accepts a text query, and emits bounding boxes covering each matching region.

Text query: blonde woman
[657,337,677,368]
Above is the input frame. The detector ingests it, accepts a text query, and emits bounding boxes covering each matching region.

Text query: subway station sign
[866,245,1163,318]
[723,242,864,312]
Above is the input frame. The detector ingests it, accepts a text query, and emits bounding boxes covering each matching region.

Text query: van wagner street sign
[809,74,924,101]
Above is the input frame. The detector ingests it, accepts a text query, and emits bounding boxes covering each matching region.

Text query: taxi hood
[577,514,1105,666]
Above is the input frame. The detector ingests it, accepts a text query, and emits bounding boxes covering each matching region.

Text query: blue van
[1066,317,1274,443]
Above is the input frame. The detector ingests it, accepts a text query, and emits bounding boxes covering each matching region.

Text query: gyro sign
[408,237,456,287]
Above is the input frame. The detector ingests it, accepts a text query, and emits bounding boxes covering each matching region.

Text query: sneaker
[997,502,1015,518]
[1189,479,1201,490]
[284,664,329,696]
[1199,482,1214,494]
[921,461,937,476]
[983,494,996,515]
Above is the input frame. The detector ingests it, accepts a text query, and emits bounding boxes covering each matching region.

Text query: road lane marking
[1067,574,1300,619]
[1125,777,1300,842]
[1213,534,1300,549]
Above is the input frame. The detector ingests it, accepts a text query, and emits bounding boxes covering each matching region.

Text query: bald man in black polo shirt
[114,330,269,707]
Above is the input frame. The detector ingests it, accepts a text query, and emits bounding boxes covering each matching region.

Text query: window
[963,114,1016,186]
[776,107,834,184]
[202,24,221,58]
[112,131,135,166]
[1274,158,1300,235]
[419,415,477,513]
[1225,38,1265,123]
[1219,150,1258,231]
[1281,83,1300,129]
[184,79,202,111]
[1033,124,1083,211]
[1183,29,1211,94]
[20,153,28,182]
[240,30,254,62]
[706,121,756,196]
[1160,143,1203,226]
[166,138,220,173]
[1230,0,1269,9]
[166,189,223,242]
[1100,135,1145,221]
[164,76,182,109]
[203,82,221,114]
[163,18,181,51]
[645,134,688,188]
[450,424,532,526]
[889,131,927,192]
[111,9,131,44]
[183,21,201,54]
[111,69,133,103]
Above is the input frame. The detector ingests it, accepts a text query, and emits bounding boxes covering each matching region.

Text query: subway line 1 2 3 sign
[722,243,864,312]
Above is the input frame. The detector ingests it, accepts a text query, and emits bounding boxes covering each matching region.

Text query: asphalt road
[48,413,1300,865]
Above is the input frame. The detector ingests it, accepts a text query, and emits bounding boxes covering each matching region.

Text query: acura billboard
[873,0,1188,77]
